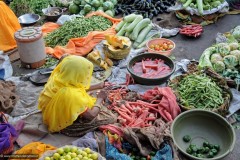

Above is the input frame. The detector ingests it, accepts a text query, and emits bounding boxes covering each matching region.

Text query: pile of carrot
[107,87,128,103]
[107,87,181,127]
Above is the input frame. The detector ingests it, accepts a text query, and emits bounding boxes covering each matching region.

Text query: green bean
[44,16,112,47]
[175,74,224,109]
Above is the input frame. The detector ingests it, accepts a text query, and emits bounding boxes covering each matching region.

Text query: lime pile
[44,146,98,160]
[69,0,117,17]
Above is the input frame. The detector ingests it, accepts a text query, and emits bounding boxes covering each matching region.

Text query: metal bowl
[127,53,176,85]
[18,13,40,26]
[171,109,236,160]
[42,7,63,22]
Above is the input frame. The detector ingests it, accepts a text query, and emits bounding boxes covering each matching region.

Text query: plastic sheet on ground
[168,1,229,16]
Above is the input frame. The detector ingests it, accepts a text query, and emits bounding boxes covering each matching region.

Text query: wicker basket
[176,10,222,25]
[169,67,232,116]
[103,38,132,60]
[0,112,14,154]
[39,145,106,160]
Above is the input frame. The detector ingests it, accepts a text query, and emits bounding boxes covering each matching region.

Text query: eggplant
[118,8,125,13]
[144,12,149,18]
[155,1,162,7]
[146,3,151,9]
[115,9,119,15]
[162,1,172,7]
[149,13,154,20]
[141,2,146,9]
[153,8,158,15]
[126,8,132,12]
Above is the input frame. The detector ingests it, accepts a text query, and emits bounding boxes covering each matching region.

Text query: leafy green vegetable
[198,47,215,69]
[10,0,50,16]
[230,50,240,64]
[223,55,238,69]
[213,61,225,73]
[210,53,223,63]
[229,42,239,51]
[10,0,33,17]
[51,0,71,7]
[215,43,231,57]
[232,26,240,42]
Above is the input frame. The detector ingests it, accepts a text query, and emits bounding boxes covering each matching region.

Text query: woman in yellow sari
[0,1,21,51]
[38,55,106,133]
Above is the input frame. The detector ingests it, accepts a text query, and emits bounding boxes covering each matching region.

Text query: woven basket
[39,145,106,160]
[0,112,14,154]
[169,67,232,116]
[103,38,132,60]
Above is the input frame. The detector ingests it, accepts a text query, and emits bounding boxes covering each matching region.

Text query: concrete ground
[10,14,240,159]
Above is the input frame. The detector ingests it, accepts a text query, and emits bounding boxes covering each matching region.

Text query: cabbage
[223,55,238,69]
[210,53,222,63]
[215,43,231,57]
[230,50,240,65]
[198,47,215,69]
[229,42,239,51]
[212,61,225,73]
[232,26,240,42]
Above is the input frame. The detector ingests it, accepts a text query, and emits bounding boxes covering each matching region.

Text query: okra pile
[44,16,112,47]
[177,74,224,109]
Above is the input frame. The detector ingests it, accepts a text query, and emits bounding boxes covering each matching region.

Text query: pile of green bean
[44,16,112,47]
[177,74,224,109]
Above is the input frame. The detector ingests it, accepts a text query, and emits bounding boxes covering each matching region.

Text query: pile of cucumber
[116,14,160,49]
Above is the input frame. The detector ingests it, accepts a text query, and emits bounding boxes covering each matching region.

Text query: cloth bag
[0,112,17,154]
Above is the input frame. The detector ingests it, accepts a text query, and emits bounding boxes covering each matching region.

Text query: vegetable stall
[1,0,240,160]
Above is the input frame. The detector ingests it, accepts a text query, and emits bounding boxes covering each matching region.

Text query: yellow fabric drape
[38,55,96,132]
[0,2,21,51]
[12,142,56,160]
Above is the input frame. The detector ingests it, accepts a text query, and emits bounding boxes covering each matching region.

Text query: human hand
[97,89,107,100]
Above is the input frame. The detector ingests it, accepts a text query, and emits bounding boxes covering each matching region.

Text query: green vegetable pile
[199,39,240,89]
[40,55,59,69]
[68,0,117,17]
[177,74,224,109]
[10,0,50,17]
[183,135,220,158]
[50,0,72,7]
[179,0,225,15]
[116,14,160,49]
[44,16,112,47]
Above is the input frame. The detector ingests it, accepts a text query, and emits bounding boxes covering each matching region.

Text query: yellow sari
[38,56,96,132]
[0,2,21,51]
